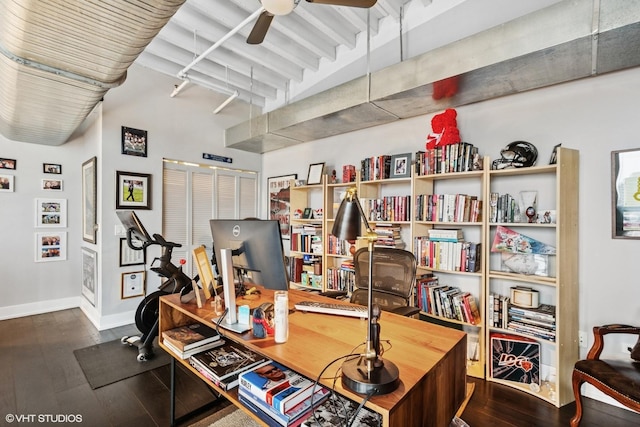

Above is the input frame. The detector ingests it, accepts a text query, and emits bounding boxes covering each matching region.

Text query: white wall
[264,67,640,351]
[0,64,261,328]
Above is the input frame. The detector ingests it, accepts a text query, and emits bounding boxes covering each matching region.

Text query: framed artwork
[0,174,14,192]
[35,198,67,228]
[81,247,97,306]
[612,148,640,239]
[43,163,62,174]
[42,178,63,191]
[116,171,151,210]
[0,158,16,170]
[390,153,412,178]
[121,271,146,299]
[35,231,67,262]
[121,126,148,157]
[82,157,97,243]
[306,162,325,185]
[119,237,146,267]
[268,173,297,238]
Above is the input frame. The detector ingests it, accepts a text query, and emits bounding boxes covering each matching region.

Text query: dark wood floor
[1,308,638,427]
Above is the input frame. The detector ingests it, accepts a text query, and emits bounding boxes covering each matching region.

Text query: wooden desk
[159,288,467,427]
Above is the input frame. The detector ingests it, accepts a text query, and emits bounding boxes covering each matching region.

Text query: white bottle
[274,291,289,343]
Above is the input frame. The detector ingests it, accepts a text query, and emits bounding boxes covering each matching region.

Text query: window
[163,159,258,276]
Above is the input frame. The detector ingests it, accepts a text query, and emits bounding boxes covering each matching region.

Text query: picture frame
[82,157,97,243]
[35,231,67,262]
[121,271,146,299]
[35,198,67,228]
[549,143,561,165]
[41,178,63,191]
[302,207,312,219]
[0,174,14,192]
[611,148,640,239]
[268,173,297,238]
[116,171,151,210]
[121,126,148,157]
[390,152,412,178]
[0,158,16,170]
[119,237,146,267]
[81,247,97,306]
[306,162,325,185]
[43,163,62,174]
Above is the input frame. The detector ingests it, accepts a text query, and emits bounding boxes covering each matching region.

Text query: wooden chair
[570,324,640,426]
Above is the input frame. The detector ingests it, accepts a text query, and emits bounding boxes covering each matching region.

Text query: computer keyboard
[294,301,368,318]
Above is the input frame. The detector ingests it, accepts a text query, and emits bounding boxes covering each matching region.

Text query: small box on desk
[490,333,540,388]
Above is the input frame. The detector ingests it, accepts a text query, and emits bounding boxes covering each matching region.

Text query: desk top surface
[160,286,466,415]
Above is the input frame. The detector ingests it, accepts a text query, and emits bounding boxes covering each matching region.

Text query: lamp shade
[331,196,362,241]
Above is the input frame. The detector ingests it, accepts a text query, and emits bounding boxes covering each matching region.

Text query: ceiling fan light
[262,0,295,15]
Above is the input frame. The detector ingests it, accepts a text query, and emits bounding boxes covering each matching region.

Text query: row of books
[360,155,392,181]
[414,142,480,176]
[489,293,556,342]
[489,192,521,223]
[414,193,482,223]
[416,276,481,325]
[325,265,355,293]
[290,224,323,254]
[325,235,351,256]
[414,236,481,272]
[359,196,411,222]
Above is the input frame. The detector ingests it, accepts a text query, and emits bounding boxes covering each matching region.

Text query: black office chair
[324,247,419,317]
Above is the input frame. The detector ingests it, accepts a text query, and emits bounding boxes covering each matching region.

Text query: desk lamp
[331,187,400,395]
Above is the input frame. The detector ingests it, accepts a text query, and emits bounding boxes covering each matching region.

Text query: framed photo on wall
[0,158,16,170]
[35,198,67,227]
[116,171,151,210]
[41,178,63,191]
[121,271,145,299]
[121,126,148,157]
[268,173,297,239]
[612,148,640,239]
[81,247,97,306]
[43,163,62,174]
[0,174,14,192]
[35,231,67,262]
[82,157,97,243]
[119,237,146,267]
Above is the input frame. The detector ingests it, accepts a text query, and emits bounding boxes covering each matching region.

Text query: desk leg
[170,357,177,427]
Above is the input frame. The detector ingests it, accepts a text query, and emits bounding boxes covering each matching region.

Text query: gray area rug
[188,404,260,427]
[74,339,170,389]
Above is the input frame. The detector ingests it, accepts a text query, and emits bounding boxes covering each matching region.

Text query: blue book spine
[239,389,288,426]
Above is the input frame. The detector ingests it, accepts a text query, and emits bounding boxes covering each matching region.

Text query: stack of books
[238,360,329,427]
[189,340,270,390]
[162,323,222,359]
[507,303,556,342]
[373,223,405,249]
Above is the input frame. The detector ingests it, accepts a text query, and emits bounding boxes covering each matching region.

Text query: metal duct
[0,0,186,145]
[225,0,640,153]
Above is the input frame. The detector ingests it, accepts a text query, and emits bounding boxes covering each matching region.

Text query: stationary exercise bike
[118,214,197,362]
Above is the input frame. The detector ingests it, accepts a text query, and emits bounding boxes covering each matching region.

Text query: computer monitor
[116,210,152,245]
[209,219,290,291]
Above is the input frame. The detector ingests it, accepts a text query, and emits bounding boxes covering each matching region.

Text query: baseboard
[79,300,135,331]
[0,297,81,321]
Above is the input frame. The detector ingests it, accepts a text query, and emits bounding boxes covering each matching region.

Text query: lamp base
[341,357,400,395]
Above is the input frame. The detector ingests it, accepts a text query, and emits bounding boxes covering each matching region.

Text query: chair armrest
[319,290,348,300]
[390,306,421,317]
[587,324,640,360]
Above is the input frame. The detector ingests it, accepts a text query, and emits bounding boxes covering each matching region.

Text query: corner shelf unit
[483,147,579,407]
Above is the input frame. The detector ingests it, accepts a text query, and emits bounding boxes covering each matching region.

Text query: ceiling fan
[247,0,377,44]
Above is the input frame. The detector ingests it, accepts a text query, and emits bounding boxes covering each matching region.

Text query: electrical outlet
[579,330,587,348]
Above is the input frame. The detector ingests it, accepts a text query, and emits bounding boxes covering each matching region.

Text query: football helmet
[491,141,538,170]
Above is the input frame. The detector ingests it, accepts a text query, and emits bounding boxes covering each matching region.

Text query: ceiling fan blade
[247,11,274,44]
[306,0,377,7]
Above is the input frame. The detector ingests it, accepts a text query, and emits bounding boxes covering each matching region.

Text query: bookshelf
[483,147,579,406]
[324,179,357,293]
[289,176,326,291]
[411,156,489,379]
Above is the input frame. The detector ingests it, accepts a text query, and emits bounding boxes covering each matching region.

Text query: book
[190,340,270,382]
[301,394,381,427]
[239,386,329,427]
[239,361,315,411]
[161,323,220,352]
[163,338,224,360]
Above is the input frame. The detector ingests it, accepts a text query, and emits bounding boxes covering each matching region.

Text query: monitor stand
[211,248,251,333]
